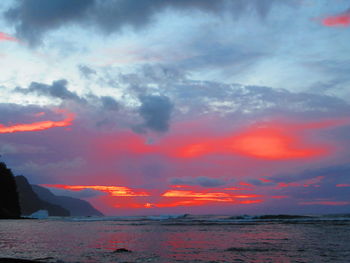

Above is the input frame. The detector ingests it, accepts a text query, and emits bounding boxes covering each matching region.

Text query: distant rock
[254,214,314,220]
[32,185,103,217]
[226,247,277,252]
[0,258,45,263]
[15,176,70,217]
[0,162,21,219]
[28,210,49,219]
[147,214,190,220]
[113,248,132,253]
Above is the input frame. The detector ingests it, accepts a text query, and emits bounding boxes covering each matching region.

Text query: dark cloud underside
[137,95,173,133]
[15,79,84,103]
[5,0,294,45]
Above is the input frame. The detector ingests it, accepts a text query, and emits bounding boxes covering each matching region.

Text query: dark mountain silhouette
[0,162,21,219]
[32,185,103,216]
[15,176,70,217]
[0,159,102,218]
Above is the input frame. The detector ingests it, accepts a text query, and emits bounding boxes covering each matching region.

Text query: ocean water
[1,215,350,263]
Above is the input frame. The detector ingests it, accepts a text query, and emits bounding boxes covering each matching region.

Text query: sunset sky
[1,0,350,215]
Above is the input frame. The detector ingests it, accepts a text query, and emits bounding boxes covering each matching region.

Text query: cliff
[32,185,103,216]
[15,176,70,217]
[1,161,102,217]
[0,162,21,219]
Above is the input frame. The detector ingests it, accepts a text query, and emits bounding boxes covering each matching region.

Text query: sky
[0,0,350,216]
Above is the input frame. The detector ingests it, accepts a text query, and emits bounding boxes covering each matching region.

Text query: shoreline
[0,258,50,263]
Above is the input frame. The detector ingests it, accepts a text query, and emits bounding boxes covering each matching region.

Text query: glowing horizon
[1,0,349,215]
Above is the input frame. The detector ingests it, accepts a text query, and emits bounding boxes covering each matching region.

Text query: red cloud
[321,11,350,27]
[276,176,324,189]
[148,198,263,208]
[0,109,74,133]
[227,125,326,159]
[174,119,340,160]
[0,32,18,42]
[92,118,346,162]
[259,178,272,183]
[162,190,231,198]
[271,195,288,199]
[150,199,263,208]
[159,189,262,207]
[162,190,260,199]
[45,184,265,209]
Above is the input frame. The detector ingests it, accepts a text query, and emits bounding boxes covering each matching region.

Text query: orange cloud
[92,118,346,161]
[321,12,350,27]
[148,198,263,208]
[43,184,150,197]
[45,184,264,209]
[0,109,74,133]
[0,32,18,42]
[174,119,345,160]
[171,185,192,188]
[162,190,261,200]
[239,200,263,204]
[162,190,231,198]
[227,126,325,159]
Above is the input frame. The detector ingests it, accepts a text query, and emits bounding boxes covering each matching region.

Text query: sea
[1,214,350,263]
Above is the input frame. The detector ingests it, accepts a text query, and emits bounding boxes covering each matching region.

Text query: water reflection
[0,219,349,262]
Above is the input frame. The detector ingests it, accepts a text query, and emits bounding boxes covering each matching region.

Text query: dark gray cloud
[100,96,119,111]
[306,59,350,95]
[0,103,49,124]
[271,164,350,184]
[136,95,173,133]
[118,65,187,97]
[176,40,266,74]
[15,79,84,103]
[268,164,350,203]
[15,80,120,112]
[5,0,94,46]
[89,0,227,34]
[247,179,275,187]
[121,69,350,121]
[170,176,226,187]
[79,65,96,78]
[0,142,46,155]
[4,0,294,45]
[140,64,186,83]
